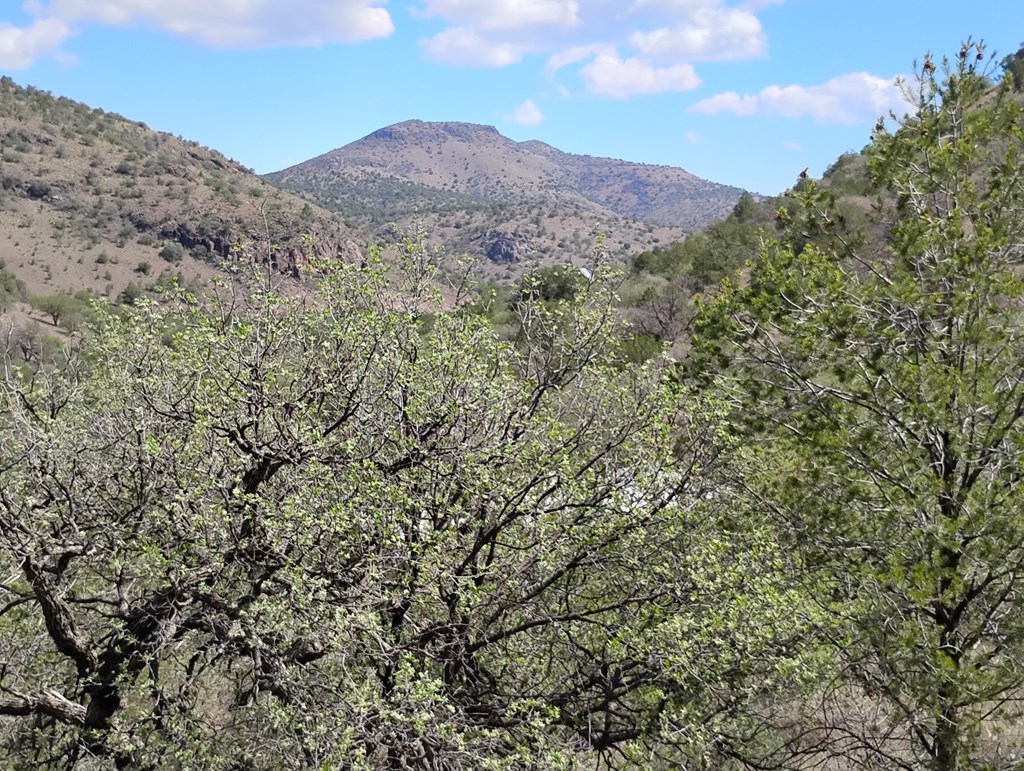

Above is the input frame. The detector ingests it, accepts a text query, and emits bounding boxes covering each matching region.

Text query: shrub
[159,243,184,264]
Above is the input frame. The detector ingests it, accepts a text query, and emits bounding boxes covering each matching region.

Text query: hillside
[0,76,362,304]
[266,120,746,276]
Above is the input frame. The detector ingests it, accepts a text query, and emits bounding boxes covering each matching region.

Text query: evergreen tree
[696,43,1024,770]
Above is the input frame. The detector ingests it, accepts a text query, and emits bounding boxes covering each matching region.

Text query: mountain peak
[364,120,502,144]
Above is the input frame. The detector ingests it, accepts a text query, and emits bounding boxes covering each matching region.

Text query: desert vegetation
[1,44,1024,770]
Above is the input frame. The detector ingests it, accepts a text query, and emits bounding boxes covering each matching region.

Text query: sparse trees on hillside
[626,201,763,347]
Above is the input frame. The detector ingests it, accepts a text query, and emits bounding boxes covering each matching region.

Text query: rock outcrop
[481,231,531,264]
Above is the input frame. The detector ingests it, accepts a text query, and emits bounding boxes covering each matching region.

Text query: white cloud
[783,140,802,150]
[0,17,70,69]
[689,72,912,124]
[9,0,393,57]
[422,27,525,66]
[579,53,699,98]
[5,0,786,107]
[545,42,608,74]
[424,0,775,89]
[417,0,579,30]
[685,130,701,143]
[507,98,544,125]
[690,90,758,115]
[630,6,764,61]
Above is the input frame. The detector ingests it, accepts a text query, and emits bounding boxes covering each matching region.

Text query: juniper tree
[696,43,1024,770]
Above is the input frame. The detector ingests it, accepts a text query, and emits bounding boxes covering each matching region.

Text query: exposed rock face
[1,173,69,203]
[125,211,361,279]
[3,126,56,146]
[482,231,531,264]
[270,233,363,279]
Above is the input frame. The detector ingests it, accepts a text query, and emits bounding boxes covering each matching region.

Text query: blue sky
[1,1,1020,194]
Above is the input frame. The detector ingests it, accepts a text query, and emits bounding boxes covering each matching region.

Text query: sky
[0,1,1020,195]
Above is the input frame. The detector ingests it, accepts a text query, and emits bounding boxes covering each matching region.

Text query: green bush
[117,281,143,305]
[159,243,184,264]
[0,261,26,310]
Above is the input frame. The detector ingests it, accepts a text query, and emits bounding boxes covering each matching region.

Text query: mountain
[0,76,361,304]
[266,120,746,274]
[0,74,748,311]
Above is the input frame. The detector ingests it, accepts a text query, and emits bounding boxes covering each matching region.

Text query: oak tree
[0,250,803,768]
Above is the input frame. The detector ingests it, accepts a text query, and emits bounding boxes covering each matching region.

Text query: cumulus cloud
[629,6,765,61]
[689,72,912,123]
[580,53,699,98]
[507,98,544,125]
[4,0,785,106]
[4,0,393,62]
[423,0,772,86]
[0,17,70,68]
[534,1,766,94]
[417,0,579,30]
[421,27,525,66]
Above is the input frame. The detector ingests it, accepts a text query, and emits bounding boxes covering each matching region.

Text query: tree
[1001,41,1024,91]
[117,281,143,305]
[0,247,805,768]
[627,205,764,349]
[730,191,760,224]
[29,292,88,331]
[0,261,26,312]
[695,44,1024,770]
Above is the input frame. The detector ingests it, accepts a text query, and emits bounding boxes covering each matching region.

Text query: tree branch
[22,556,96,677]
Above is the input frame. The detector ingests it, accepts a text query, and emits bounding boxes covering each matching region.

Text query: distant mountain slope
[266,120,746,273]
[0,76,361,300]
[273,120,743,228]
